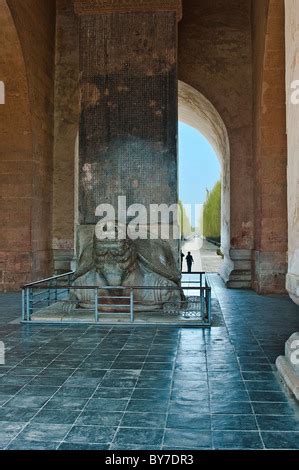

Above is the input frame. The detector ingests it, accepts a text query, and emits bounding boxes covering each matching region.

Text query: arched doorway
[178,80,232,281]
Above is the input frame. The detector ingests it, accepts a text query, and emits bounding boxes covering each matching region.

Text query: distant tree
[178,201,192,239]
[203,180,221,241]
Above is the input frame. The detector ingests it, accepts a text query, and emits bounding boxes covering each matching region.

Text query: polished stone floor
[0,275,298,450]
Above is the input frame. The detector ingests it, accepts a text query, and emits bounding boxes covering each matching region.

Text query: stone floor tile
[213,431,263,449]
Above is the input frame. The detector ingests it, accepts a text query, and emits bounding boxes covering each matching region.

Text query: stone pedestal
[225,249,252,289]
[276,333,299,401]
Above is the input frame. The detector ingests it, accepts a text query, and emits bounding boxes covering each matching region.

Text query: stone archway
[178,80,232,281]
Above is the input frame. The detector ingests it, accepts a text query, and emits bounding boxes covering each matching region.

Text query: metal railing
[22,272,74,322]
[21,271,212,326]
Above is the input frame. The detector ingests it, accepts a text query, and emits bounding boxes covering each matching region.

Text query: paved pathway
[0,276,298,449]
[182,239,222,273]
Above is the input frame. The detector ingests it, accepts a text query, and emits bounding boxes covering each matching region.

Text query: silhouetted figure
[181,251,185,271]
[186,252,194,273]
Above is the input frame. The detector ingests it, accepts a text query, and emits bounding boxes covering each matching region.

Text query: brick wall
[0,0,56,290]
[252,0,288,293]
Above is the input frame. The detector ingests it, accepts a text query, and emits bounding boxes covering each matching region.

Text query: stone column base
[276,333,299,401]
[220,249,252,289]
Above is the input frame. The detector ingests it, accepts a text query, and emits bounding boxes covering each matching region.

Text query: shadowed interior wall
[0,0,56,290]
[252,0,287,294]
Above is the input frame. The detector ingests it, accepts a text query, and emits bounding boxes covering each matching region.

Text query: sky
[179,122,221,206]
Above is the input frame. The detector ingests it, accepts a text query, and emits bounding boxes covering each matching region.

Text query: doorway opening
[178,80,231,279]
[179,121,222,273]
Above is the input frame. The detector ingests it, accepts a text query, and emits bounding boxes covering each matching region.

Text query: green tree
[178,201,192,239]
[203,180,221,241]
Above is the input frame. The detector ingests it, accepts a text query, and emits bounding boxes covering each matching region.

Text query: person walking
[186,252,194,273]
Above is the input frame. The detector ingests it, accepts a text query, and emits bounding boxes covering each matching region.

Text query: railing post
[200,274,204,315]
[200,273,204,309]
[21,289,25,321]
[30,288,34,319]
[54,279,58,302]
[207,287,212,325]
[67,273,72,296]
[47,280,52,306]
[94,288,98,323]
[26,288,31,321]
[130,289,134,323]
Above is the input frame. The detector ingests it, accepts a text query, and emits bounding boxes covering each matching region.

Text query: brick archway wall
[0,0,56,290]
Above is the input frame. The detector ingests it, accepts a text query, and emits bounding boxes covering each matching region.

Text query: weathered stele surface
[71,223,183,310]
[74,0,182,18]
[76,11,178,223]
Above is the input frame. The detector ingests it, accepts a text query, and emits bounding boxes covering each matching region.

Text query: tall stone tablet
[72,0,183,306]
